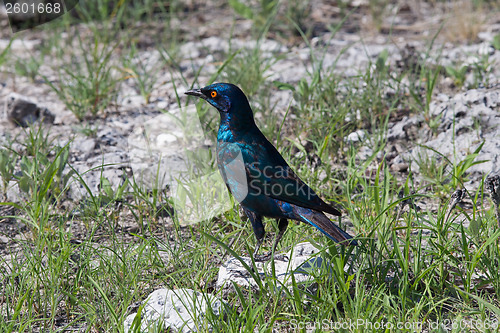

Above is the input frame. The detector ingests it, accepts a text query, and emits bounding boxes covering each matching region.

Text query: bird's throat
[218,110,256,140]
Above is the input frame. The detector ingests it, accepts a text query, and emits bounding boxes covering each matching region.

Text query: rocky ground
[1,0,500,331]
[1,2,498,220]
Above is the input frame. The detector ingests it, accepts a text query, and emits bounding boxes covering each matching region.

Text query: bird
[185,83,357,261]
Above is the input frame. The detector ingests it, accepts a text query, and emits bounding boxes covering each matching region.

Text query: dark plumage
[186,83,357,260]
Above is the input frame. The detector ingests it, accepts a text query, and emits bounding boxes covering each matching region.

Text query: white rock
[123,288,226,333]
[156,100,169,109]
[157,133,178,145]
[393,87,500,182]
[478,42,494,56]
[121,95,146,108]
[484,91,499,108]
[345,129,366,143]
[478,31,494,42]
[216,242,330,290]
[4,92,54,126]
[72,137,96,157]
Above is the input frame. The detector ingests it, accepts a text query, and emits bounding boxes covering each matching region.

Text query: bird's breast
[217,121,236,143]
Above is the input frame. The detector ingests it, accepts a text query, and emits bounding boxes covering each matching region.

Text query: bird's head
[185,83,251,115]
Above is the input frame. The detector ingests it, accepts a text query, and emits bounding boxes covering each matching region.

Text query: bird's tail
[293,206,358,246]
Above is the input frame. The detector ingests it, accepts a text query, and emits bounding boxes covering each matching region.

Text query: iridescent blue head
[185,83,254,120]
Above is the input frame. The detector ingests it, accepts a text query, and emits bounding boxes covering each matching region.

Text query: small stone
[391,162,409,173]
[478,42,494,56]
[157,133,177,145]
[123,288,226,333]
[4,93,54,127]
[345,130,366,143]
[356,146,373,161]
[392,87,500,185]
[478,31,494,42]
[156,100,169,109]
[436,93,450,103]
[72,137,96,159]
[463,89,483,104]
[484,91,499,108]
[121,95,145,108]
[216,242,331,292]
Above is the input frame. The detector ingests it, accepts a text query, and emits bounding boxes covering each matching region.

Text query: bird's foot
[253,253,271,262]
[272,254,288,261]
[253,252,288,262]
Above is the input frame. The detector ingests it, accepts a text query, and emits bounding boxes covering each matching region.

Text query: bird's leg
[253,237,264,259]
[254,218,289,262]
[252,223,272,262]
[244,209,269,261]
[253,234,271,262]
[270,218,289,261]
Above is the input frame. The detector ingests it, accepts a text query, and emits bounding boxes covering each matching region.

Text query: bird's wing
[218,139,341,216]
[247,152,341,215]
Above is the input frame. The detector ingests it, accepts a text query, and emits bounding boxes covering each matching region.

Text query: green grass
[0,0,499,332]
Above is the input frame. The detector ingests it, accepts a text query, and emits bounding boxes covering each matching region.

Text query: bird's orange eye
[211,91,217,98]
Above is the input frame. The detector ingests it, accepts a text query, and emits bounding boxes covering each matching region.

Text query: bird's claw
[272,254,288,261]
[253,252,288,262]
[253,253,271,262]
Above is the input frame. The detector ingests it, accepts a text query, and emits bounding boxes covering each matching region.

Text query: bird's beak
[185,88,206,100]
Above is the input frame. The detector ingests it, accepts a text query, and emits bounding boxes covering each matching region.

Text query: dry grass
[442,0,488,43]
